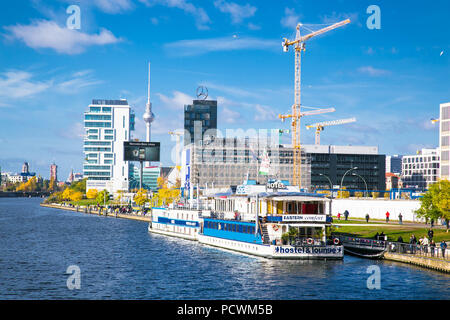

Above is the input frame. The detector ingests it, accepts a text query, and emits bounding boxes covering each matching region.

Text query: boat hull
[198,234,343,260]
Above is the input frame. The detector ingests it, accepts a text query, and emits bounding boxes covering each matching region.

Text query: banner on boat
[281,214,327,222]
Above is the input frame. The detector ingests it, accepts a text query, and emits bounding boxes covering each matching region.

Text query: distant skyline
[0,0,449,179]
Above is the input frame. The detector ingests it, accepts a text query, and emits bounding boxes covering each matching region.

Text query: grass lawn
[333,225,450,243]
[68,199,100,206]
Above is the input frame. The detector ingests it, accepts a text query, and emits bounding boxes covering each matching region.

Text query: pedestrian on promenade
[430,240,436,257]
[440,241,448,259]
[344,210,349,221]
[365,213,370,223]
[409,234,417,254]
[422,236,429,254]
[337,212,341,220]
[428,228,434,241]
[446,219,449,233]
[431,219,434,228]
[385,211,390,223]
[398,213,403,225]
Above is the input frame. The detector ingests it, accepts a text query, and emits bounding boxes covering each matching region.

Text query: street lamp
[352,172,368,197]
[340,167,358,192]
[319,173,333,198]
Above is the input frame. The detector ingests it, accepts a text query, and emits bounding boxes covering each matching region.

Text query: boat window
[238,225,243,233]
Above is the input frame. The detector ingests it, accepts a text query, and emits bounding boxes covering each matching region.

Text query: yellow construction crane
[306,117,356,145]
[279,19,351,187]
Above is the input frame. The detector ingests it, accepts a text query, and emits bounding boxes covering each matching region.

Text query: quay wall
[330,199,423,222]
[384,252,450,273]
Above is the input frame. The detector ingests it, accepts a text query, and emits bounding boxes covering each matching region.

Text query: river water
[0,198,448,300]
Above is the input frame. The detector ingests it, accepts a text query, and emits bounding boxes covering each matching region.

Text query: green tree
[415,180,450,223]
[70,178,87,194]
[96,189,110,205]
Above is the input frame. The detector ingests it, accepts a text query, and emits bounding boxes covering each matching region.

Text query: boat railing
[283,237,331,247]
[333,235,387,248]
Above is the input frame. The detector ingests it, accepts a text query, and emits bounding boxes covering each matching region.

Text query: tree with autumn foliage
[416,180,450,231]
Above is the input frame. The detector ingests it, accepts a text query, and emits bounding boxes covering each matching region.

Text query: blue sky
[0,0,449,179]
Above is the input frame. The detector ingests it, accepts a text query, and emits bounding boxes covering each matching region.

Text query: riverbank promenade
[40,203,151,222]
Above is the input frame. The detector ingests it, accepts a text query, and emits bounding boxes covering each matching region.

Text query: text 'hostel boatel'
[148,181,343,260]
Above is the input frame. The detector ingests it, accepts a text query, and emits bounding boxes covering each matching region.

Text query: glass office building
[184,99,217,146]
[83,99,135,193]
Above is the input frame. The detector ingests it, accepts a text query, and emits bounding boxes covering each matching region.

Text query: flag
[259,148,270,176]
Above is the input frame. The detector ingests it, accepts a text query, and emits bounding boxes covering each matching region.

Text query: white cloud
[281,8,300,29]
[156,91,193,110]
[92,0,134,13]
[202,82,260,99]
[4,20,123,54]
[214,0,257,24]
[358,66,391,77]
[57,70,103,93]
[254,104,277,121]
[0,71,52,99]
[165,36,278,56]
[320,12,359,26]
[247,22,261,30]
[139,0,211,30]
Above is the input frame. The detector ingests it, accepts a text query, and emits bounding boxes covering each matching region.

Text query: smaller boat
[333,235,387,259]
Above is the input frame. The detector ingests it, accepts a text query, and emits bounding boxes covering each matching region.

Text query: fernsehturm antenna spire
[143,62,155,166]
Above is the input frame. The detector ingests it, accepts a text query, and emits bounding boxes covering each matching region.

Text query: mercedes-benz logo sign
[196,86,208,100]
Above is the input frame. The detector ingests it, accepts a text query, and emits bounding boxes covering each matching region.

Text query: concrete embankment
[384,252,450,273]
[40,203,151,222]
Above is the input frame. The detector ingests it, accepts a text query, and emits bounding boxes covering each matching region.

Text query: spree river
[0,198,448,300]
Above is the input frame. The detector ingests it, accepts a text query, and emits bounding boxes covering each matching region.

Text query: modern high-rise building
[184,99,217,146]
[83,99,135,193]
[401,148,440,190]
[386,155,403,174]
[50,163,58,181]
[440,102,450,180]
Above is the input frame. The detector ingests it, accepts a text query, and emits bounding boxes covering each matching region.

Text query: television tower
[143,62,155,167]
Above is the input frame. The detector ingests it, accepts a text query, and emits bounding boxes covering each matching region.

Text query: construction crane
[168,131,183,168]
[279,19,350,188]
[306,117,356,145]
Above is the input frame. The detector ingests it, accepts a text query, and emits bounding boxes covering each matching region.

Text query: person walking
[385,211,390,223]
[365,213,370,223]
[337,212,341,220]
[440,241,448,259]
[430,240,436,257]
[398,213,403,225]
[427,228,434,241]
[422,236,429,254]
[409,234,417,254]
[344,210,349,221]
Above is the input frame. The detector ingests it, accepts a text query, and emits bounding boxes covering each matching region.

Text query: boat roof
[254,192,330,202]
[213,191,330,202]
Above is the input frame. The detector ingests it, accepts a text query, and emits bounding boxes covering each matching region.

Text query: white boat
[148,206,207,241]
[148,182,343,260]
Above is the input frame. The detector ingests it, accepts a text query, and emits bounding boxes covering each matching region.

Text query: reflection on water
[0,198,449,300]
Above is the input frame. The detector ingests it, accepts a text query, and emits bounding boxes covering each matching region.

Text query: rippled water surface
[0,198,448,299]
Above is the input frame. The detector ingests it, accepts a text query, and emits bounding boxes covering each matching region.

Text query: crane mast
[279,19,350,188]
